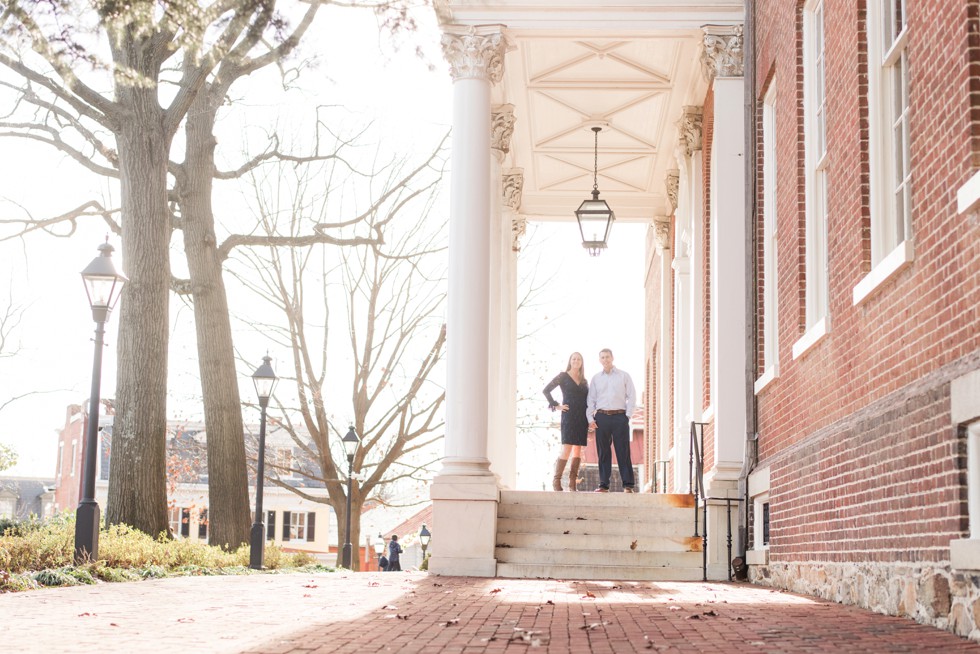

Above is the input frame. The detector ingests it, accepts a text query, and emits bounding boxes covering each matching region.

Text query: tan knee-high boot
[568,457,581,492]
[552,458,567,491]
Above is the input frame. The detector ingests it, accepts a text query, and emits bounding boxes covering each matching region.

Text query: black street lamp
[419,523,431,562]
[75,240,127,564]
[249,355,277,570]
[341,425,360,568]
[374,533,385,571]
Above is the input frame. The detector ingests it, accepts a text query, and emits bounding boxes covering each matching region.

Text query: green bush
[33,568,80,587]
[91,565,141,583]
[137,565,168,579]
[0,570,40,592]
[62,566,96,585]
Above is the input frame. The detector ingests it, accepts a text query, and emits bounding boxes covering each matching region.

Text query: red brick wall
[753,0,980,562]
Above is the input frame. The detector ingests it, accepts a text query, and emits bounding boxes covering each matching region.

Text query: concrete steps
[495,490,704,581]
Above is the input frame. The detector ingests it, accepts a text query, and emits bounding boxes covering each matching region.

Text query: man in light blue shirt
[586,348,637,493]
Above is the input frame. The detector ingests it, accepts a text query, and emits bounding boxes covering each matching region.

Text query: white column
[430,25,508,577]
[703,25,747,492]
[652,219,673,492]
[486,106,518,489]
[672,226,692,494]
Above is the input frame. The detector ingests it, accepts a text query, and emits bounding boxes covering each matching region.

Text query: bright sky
[0,5,644,486]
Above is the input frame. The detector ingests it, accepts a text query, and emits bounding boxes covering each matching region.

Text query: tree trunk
[104,87,170,538]
[334,491,363,571]
[176,88,251,549]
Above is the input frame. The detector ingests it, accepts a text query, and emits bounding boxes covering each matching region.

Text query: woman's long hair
[566,352,586,383]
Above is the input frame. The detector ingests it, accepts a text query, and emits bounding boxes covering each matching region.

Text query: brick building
[639,0,980,637]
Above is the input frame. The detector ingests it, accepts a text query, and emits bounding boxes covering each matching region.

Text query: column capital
[442,25,508,83]
[502,169,523,212]
[653,217,672,253]
[701,24,744,81]
[665,169,680,214]
[511,215,527,252]
[492,104,516,155]
[677,106,703,157]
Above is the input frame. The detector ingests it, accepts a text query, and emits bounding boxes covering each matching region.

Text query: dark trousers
[595,413,634,489]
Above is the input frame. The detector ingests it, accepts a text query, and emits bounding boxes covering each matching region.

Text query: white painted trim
[754,364,779,395]
[791,315,828,360]
[957,169,980,215]
[701,405,714,423]
[747,466,770,497]
[952,369,980,426]
[852,239,914,306]
[746,548,769,565]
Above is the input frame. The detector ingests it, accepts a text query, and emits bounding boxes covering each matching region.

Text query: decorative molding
[502,170,523,212]
[653,218,672,252]
[665,170,680,213]
[441,26,507,83]
[491,104,516,154]
[701,24,744,81]
[512,215,527,252]
[678,106,704,157]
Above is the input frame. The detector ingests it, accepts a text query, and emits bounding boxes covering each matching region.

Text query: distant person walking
[586,348,637,493]
[387,534,402,571]
[543,352,590,491]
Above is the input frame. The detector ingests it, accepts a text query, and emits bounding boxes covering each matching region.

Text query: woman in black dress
[543,352,590,491]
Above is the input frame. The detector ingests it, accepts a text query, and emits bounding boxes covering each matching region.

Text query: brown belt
[596,409,626,415]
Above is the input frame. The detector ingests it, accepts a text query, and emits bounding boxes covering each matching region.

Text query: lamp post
[374,533,385,570]
[574,126,616,256]
[75,240,127,564]
[341,425,360,568]
[249,355,278,570]
[419,523,431,562]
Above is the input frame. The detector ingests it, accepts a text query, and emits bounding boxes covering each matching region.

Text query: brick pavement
[0,572,976,653]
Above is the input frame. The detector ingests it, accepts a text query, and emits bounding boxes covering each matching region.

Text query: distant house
[0,476,56,520]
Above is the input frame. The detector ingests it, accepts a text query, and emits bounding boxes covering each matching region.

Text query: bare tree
[232,144,447,569]
[0,0,417,546]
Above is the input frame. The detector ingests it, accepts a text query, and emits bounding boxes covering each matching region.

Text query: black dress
[543,372,590,446]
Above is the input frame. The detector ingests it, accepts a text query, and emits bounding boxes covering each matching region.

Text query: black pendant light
[574,126,615,256]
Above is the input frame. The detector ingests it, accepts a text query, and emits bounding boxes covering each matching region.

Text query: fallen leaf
[177,617,195,623]
[732,616,746,622]
[367,581,380,587]
[686,614,701,620]
[383,605,398,610]
[582,591,596,599]
[546,600,555,605]
[444,618,460,627]
[302,584,318,589]
[511,628,549,646]
[432,583,443,587]
[702,610,718,617]
[668,605,682,611]
[563,530,570,534]
[575,516,587,520]
[397,614,409,620]
[78,613,96,617]
[630,540,638,550]
[580,621,610,630]
[109,623,118,627]
[489,588,503,594]
[303,594,312,598]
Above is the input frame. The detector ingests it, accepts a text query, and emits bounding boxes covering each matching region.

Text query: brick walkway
[1,572,976,652]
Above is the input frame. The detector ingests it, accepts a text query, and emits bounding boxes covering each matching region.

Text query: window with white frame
[803,0,829,329]
[168,505,181,537]
[0,496,15,519]
[867,0,911,266]
[760,82,779,384]
[289,511,306,541]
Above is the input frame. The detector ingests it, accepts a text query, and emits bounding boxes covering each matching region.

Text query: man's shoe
[594,487,609,493]
[623,487,635,494]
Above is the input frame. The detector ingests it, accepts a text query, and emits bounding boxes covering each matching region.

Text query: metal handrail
[689,420,743,581]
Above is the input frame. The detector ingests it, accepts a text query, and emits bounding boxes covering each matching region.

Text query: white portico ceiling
[436,1,744,221]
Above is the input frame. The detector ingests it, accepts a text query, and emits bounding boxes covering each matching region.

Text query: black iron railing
[689,420,743,581]
[651,459,669,493]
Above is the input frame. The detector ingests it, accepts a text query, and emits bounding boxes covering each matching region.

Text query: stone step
[496,562,705,581]
[495,532,702,553]
[496,547,702,568]
[496,516,695,538]
[500,489,694,509]
[497,501,691,522]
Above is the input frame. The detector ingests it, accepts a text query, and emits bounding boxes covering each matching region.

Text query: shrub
[33,568,80,587]
[62,566,96,585]
[137,565,167,579]
[0,570,40,592]
[91,565,141,583]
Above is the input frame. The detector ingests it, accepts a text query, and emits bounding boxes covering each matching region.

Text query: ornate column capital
[653,217,672,253]
[701,24,744,82]
[442,25,508,83]
[665,170,680,214]
[492,104,516,155]
[502,169,523,212]
[512,215,527,252]
[677,106,703,157]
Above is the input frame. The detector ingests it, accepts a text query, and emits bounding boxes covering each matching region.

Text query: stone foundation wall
[750,561,980,641]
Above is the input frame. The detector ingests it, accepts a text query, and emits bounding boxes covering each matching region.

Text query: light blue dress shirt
[586,367,636,423]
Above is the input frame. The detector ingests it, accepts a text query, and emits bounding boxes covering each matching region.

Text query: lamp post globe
[74,240,127,564]
[419,523,431,562]
[341,425,360,569]
[249,355,277,570]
